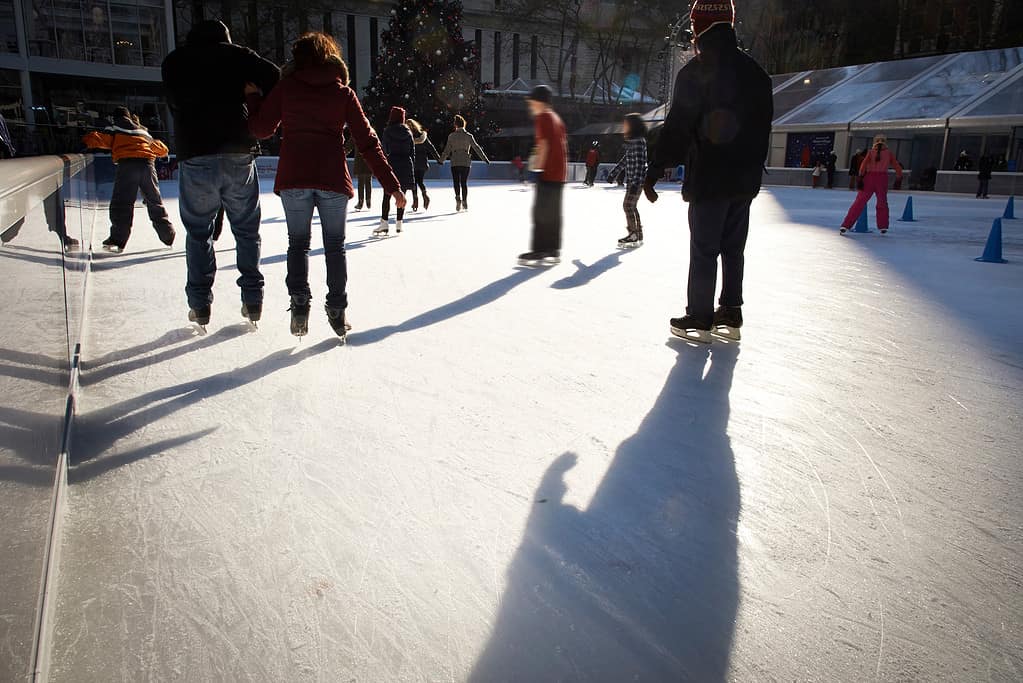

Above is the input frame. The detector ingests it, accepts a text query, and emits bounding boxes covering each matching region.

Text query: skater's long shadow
[348,268,544,345]
[82,324,249,386]
[470,343,741,681]
[68,338,338,483]
[550,250,635,290]
[255,238,376,269]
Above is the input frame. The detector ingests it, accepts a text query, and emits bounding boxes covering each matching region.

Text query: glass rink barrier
[0,154,97,682]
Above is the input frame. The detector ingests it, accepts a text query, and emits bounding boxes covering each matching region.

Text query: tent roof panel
[771,65,866,120]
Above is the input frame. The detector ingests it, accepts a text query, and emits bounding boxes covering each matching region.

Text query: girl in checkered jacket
[609,113,649,248]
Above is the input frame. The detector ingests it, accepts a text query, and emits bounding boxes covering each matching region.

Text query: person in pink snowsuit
[840,134,903,234]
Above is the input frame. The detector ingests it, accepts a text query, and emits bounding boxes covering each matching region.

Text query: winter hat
[112,106,131,120]
[526,85,553,104]
[388,106,406,125]
[187,19,231,46]
[690,1,736,39]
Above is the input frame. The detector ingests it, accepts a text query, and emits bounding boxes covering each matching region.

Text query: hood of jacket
[282,56,349,87]
[413,130,428,144]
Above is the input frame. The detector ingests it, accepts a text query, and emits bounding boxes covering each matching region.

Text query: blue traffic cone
[899,196,915,222]
[1004,196,1015,220]
[852,208,871,233]
[975,218,1008,263]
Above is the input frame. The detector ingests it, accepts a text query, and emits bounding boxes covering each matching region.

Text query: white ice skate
[373,219,389,237]
[396,219,403,233]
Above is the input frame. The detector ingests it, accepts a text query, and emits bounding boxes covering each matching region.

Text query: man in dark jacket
[643,0,772,343]
[161,20,279,329]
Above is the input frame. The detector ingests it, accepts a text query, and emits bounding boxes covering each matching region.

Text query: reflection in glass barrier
[0,154,96,681]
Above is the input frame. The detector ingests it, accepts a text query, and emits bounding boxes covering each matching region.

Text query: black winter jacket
[382,124,415,190]
[647,26,773,202]
[161,21,280,161]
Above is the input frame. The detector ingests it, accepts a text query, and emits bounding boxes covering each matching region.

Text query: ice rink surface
[50,180,1022,681]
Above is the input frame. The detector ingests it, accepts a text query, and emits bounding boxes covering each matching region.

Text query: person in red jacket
[584,142,600,186]
[82,107,175,252]
[246,32,404,340]
[840,134,903,235]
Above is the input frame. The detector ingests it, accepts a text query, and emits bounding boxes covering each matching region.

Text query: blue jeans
[178,154,263,310]
[280,188,349,310]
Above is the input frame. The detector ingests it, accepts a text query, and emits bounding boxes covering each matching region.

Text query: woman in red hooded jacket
[840,134,903,235]
[246,32,404,340]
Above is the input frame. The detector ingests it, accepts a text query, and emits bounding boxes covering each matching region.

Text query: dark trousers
[452,166,470,200]
[686,198,752,325]
[381,190,405,221]
[977,179,990,197]
[109,158,173,247]
[623,186,642,230]
[531,181,564,253]
[826,168,835,189]
[412,168,428,204]
[356,175,372,207]
[584,165,597,186]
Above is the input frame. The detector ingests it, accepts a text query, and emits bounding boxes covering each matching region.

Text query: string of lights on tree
[361,0,496,141]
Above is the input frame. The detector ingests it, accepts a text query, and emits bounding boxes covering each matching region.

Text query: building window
[512,33,519,80]
[22,0,167,66]
[0,0,16,53]
[369,17,378,76]
[493,31,501,86]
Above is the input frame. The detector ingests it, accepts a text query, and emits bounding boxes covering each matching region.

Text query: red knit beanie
[690,0,735,39]
[388,106,406,125]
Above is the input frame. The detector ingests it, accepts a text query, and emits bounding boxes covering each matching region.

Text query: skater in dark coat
[407,118,440,211]
[82,107,175,252]
[826,150,837,189]
[848,149,864,190]
[977,155,993,199]
[643,0,773,344]
[162,19,280,328]
[376,106,415,235]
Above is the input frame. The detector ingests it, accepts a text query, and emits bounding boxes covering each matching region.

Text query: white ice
[49,180,1023,681]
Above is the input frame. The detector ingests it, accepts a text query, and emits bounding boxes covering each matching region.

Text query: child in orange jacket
[83,107,175,252]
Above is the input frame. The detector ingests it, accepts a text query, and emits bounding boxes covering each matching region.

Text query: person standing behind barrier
[826,150,837,189]
[438,115,490,212]
[374,107,414,236]
[642,0,773,344]
[584,142,600,186]
[407,118,440,212]
[82,107,175,252]
[608,113,648,248]
[247,32,403,339]
[977,155,993,199]
[161,19,280,329]
[840,134,903,235]
[848,149,864,190]
[350,145,374,211]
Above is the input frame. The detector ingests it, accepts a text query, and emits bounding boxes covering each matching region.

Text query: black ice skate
[712,306,742,342]
[101,237,125,253]
[325,306,352,343]
[241,302,262,329]
[670,315,712,344]
[455,199,463,212]
[188,306,211,333]
[617,230,643,249]
[289,296,311,338]
[517,250,561,267]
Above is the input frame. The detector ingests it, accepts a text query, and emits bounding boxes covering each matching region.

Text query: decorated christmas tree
[361,0,494,140]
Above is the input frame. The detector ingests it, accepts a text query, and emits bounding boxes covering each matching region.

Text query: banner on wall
[785,132,836,168]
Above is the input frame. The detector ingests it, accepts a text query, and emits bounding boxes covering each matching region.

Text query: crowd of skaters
[77,0,795,346]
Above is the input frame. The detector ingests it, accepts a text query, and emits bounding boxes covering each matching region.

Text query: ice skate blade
[101,244,124,253]
[517,257,561,267]
[670,326,712,344]
[711,325,741,342]
[617,241,643,249]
